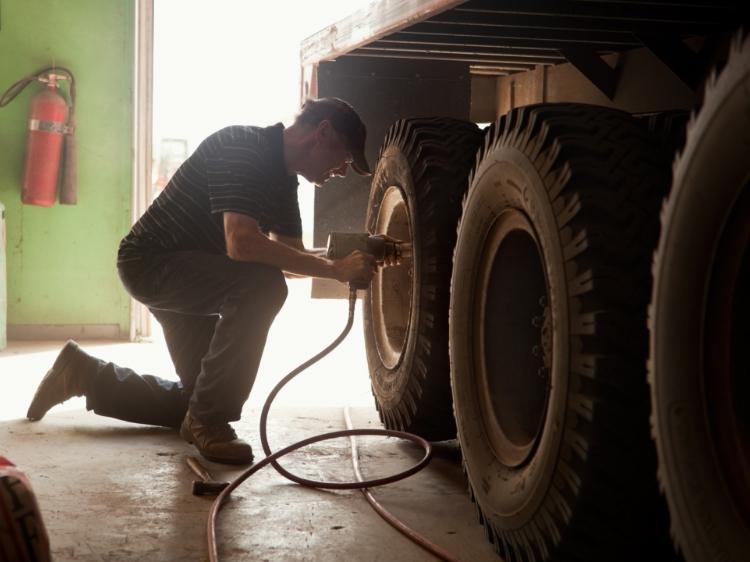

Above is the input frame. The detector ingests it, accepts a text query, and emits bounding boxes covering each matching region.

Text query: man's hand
[331,251,377,285]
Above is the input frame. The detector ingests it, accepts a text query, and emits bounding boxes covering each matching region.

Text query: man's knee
[260,266,288,311]
[238,265,287,312]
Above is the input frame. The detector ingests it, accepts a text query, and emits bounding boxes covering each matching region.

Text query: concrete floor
[0,283,499,561]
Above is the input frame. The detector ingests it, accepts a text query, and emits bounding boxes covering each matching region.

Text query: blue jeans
[85,250,287,427]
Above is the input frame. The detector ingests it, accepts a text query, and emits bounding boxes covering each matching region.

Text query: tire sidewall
[651,40,750,560]
[450,143,570,525]
[364,145,421,411]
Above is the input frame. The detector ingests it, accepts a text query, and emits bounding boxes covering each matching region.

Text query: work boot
[180,411,254,465]
[26,340,95,421]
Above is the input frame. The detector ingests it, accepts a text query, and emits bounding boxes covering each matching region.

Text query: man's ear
[315,119,333,143]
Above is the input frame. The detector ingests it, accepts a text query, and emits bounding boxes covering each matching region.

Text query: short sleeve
[206,128,274,228]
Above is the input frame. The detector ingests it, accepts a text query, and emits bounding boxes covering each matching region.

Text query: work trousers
[85,250,287,428]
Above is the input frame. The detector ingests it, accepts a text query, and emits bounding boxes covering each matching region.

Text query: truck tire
[637,110,689,158]
[364,117,483,440]
[649,32,750,562]
[449,103,677,561]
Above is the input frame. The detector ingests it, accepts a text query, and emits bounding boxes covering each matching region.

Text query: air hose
[206,289,463,562]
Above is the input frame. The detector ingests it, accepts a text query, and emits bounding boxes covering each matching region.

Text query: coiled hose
[206,289,463,562]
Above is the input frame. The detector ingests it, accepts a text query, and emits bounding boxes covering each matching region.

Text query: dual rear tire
[649,32,750,562]
[449,104,675,561]
[363,118,483,440]
[364,63,748,558]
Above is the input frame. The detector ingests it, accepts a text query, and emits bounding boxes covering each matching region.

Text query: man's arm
[224,212,374,283]
[269,233,326,279]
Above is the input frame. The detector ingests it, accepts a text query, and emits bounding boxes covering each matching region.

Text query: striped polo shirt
[118,123,302,264]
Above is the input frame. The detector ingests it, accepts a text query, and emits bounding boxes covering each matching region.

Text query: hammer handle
[186,456,214,483]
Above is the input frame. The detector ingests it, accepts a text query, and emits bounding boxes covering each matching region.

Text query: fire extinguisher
[0,67,77,207]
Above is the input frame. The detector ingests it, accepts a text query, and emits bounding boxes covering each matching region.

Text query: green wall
[0,0,134,338]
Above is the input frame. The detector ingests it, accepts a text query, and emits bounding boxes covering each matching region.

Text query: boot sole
[26,342,81,421]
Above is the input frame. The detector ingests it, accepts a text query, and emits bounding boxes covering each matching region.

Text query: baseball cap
[298,97,371,176]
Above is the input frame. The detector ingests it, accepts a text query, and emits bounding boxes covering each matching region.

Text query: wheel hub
[371,186,413,370]
[474,209,551,468]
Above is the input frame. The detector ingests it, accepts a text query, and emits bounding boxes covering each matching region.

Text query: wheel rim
[474,209,550,468]
[372,186,414,370]
[705,182,750,522]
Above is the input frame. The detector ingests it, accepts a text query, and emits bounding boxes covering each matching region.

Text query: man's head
[289,97,370,186]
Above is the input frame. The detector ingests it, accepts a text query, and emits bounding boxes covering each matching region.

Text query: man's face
[306,121,353,187]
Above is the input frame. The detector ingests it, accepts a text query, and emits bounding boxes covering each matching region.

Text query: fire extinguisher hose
[0,66,75,114]
[0,67,77,204]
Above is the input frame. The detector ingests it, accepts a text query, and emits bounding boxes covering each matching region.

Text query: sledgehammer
[186,456,229,496]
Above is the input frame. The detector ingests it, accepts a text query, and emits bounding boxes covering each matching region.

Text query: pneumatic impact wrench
[325,232,411,289]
